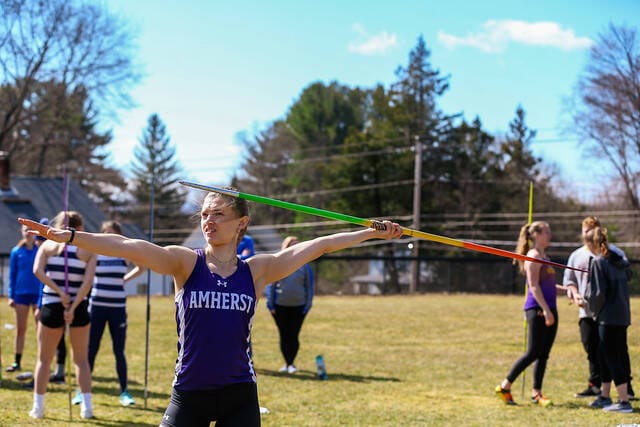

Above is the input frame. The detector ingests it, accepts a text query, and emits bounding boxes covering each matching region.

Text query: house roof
[0,176,146,256]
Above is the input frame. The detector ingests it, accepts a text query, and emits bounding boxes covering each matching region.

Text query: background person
[495,221,558,407]
[29,211,97,419]
[237,234,255,260]
[34,218,67,384]
[584,225,633,413]
[85,220,144,407]
[18,187,402,427]
[565,216,634,400]
[6,223,41,373]
[267,236,314,374]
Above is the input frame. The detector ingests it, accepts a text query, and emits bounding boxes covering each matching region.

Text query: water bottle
[315,354,328,380]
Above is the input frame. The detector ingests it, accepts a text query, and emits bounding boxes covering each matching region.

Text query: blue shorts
[12,293,40,306]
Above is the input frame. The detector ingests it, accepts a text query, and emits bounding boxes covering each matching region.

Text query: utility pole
[410,135,422,293]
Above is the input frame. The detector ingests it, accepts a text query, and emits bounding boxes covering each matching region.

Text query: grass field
[1,293,639,426]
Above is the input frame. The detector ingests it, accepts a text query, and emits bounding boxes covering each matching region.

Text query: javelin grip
[369,220,387,231]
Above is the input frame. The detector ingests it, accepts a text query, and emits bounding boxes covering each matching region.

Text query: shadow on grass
[256,368,401,383]
[92,375,143,385]
[42,416,159,427]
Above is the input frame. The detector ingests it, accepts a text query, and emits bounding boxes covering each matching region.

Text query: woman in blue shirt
[6,223,42,372]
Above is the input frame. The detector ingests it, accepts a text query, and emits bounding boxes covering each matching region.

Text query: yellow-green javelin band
[179,180,585,272]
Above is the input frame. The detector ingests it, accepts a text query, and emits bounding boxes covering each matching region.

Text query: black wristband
[67,227,76,244]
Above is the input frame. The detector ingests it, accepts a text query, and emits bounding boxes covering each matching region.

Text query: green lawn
[1,293,639,426]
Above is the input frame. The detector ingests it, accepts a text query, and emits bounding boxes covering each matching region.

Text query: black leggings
[598,324,629,386]
[506,308,558,390]
[160,382,260,427]
[89,305,128,393]
[272,305,307,365]
[579,317,601,387]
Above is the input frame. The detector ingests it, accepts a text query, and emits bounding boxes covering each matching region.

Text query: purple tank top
[173,249,257,390]
[524,262,557,311]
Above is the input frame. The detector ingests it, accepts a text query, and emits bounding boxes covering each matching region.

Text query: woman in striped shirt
[87,220,144,407]
[30,211,97,419]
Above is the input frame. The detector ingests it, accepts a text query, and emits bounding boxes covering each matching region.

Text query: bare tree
[0,0,141,154]
[568,23,640,208]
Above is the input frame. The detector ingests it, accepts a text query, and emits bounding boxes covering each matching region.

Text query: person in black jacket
[585,225,633,413]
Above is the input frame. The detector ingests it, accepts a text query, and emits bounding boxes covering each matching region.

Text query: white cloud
[348,23,397,55]
[438,20,593,53]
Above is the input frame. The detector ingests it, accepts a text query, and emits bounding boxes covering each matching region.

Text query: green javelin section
[238,191,371,227]
[179,180,371,227]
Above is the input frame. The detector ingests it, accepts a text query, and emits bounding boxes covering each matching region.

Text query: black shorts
[160,382,260,427]
[40,300,90,328]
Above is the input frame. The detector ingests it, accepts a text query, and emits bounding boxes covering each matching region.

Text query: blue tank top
[524,262,557,311]
[173,249,257,390]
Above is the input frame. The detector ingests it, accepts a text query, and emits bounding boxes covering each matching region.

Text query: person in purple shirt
[495,221,561,407]
[18,187,403,427]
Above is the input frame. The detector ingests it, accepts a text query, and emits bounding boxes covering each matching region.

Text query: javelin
[180,180,586,273]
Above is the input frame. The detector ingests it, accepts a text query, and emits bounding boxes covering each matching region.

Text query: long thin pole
[62,170,72,420]
[144,175,155,409]
[521,181,534,398]
[410,135,422,293]
[179,181,586,273]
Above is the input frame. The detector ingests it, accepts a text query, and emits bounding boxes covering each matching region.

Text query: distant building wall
[0,256,174,297]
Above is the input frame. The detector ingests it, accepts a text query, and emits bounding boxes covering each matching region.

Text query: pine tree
[129,114,188,245]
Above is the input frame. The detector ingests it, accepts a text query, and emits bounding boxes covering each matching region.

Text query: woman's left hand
[374,221,403,240]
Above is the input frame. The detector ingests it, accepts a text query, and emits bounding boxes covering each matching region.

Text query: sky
[103,0,639,202]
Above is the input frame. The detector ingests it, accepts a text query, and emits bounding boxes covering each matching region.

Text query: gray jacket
[587,250,631,326]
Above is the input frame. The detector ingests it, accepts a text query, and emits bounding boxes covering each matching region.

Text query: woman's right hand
[17,218,71,243]
[8,298,15,308]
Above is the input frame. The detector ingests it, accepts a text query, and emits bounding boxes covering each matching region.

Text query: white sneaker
[29,406,44,419]
[278,364,288,373]
[80,407,94,419]
[287,365,297,374]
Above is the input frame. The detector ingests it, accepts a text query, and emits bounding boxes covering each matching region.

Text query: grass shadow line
[256,368,401,383]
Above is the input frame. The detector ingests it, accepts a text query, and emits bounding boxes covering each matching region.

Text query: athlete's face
[534,224,552,248]
[200,196,247,245]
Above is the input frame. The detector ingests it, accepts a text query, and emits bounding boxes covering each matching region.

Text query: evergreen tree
[129,114,188,245]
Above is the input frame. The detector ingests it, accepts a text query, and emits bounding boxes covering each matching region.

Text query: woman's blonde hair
[101,220,122,234]
[514,221,548,274]
[51,211,83,229]
[584,225,609,257]
[50,211,84,254]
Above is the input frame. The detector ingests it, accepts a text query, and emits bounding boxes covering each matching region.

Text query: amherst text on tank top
[173,248,257,390]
